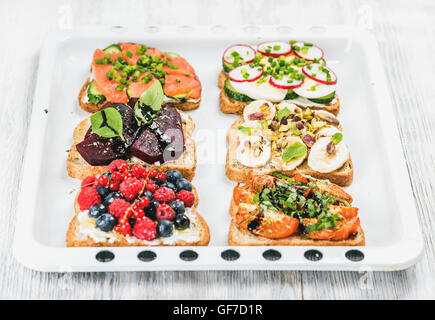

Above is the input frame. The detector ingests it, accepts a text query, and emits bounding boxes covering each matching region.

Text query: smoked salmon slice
[164,74,201,99]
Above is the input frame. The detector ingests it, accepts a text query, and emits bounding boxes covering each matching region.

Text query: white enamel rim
[12,25,423,272]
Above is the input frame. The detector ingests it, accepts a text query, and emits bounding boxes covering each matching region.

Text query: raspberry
[108,159,129,173]
[177,190,195,207]
[145,179,158,192]
[119,177,143,201]
[153,187,176,203]
[108,198,131,218]
[81,176,96,188]
[131,164,144,178]
[77,187,101,211]
[156,204,175,221]
[157,172,166,181]
[132,217,156,241]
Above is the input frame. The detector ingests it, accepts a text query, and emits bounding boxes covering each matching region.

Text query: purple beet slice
[77,103,139,165]
[130,128,162,164]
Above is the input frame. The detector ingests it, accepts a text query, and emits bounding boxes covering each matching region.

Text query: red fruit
[132,217,157,241]
[108,159,128,173]
[177,190,195,207]
[133,209,145,219]
[109,181,119,191]
[77,187,101,211]
[97,175,109,187]
[131,164,144,178]
[157,172,166,181]
[114,225,121,233]
[81,176,96,188]
[153,187,176,203]
[149,169,158,178]
[119,177,143,201]
[111,171,122,183]
[119,219,132,236]
[108,198,130,218]
[145,179,158,192]
[156,204,175,221]
[141,168,150,179]
[139,196,150,208]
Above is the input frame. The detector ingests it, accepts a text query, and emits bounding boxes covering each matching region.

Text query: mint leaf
[90,107,124,141]
[238,125,251,135]
[282,141,307,162]
[331,132,343,144]
[277,107,291,122]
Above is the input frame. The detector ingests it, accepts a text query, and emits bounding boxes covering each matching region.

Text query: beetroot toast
[228,173,365,246]
[66,165,210,247]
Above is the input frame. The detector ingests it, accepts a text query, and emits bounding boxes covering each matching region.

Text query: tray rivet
[211,25,226,34]
[345,250,365,262]
[221,249,240,261]
[243,25,260,34]
[179,250,198,261]
[304,250,323,262]
[137,250,157,262]
[145,26,159,33]
[276,26,293,33]
[95,250,114,263]
[310,26,326,33]
[177,25,194,33]
[262,249,281,261]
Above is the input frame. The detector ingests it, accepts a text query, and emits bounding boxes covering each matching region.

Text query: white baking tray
[13,25,424,272]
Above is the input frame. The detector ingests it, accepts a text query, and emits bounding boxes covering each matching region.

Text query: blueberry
[96,186,110,198]
[96,213,117,232]
[174,214,190,230]
[157,220,174,237]
[145,200,160,220]
[166,170,182,184]
[102,172,112,179]
[169,200,185,215]
[88,204,107,219]
[104,192,122,206]
[161,182,177,191]
[176,178,192,192]
[142,190,154,200]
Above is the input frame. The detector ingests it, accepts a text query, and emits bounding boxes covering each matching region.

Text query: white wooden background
[1,0,434,299]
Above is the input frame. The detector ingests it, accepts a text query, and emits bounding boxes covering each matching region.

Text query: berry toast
[218,41,340,116]
[229,172,364,246]
[66,161,210,247]
[80,43,201,113]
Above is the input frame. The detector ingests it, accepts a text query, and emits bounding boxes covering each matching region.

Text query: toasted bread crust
[225,116,354,186]
[218,71,340,115]
[66,187,210,247]
[228,198,364,246]
[67,109,197,181]
[79,78,201,113]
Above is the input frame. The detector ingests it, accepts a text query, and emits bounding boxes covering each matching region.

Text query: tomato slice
[233,186,254,205]
[305,217,360,241]
[316,180,353,203]
[293,172,308,183]
[247,171,276,192]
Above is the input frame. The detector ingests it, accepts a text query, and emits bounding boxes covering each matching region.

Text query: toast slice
[79,78,201,113]
[218,71,340,116]
[225,117,353,186]
[228,184,364,246]
[66,187,210,247]
[67,109,196,181]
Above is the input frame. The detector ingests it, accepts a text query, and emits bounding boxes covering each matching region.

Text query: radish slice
[291,41,324,61]
[257,41,291,57]
[302,63,337,85]
[228,65,264,82]
[223,44,256,64]
[269,75,303,90]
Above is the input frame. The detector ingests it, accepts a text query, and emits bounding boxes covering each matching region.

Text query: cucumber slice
[285,90,299,100]
[222,60,233,73]
[307,91,335,104]
[87,80,106,104]
[103,44,122,54]
[224,79,254,102]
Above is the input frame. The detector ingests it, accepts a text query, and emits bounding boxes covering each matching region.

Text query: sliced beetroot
[130,128,162,163]
[77,103,139,165]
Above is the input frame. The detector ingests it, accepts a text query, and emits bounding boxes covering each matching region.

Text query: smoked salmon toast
[79,43,202,113]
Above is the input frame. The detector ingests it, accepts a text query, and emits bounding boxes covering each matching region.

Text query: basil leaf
[238,125,251,135]
[139,79,164,111]
[331,132,343,144]
[90,107,124,141]
[282,142,307,162]
[277,107,291,122]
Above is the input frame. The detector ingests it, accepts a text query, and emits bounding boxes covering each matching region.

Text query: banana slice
[236,134,271,168]
[243,100,276,122]
[271,136,307,170]
[316,126,341,138]
[308,137,349,173]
